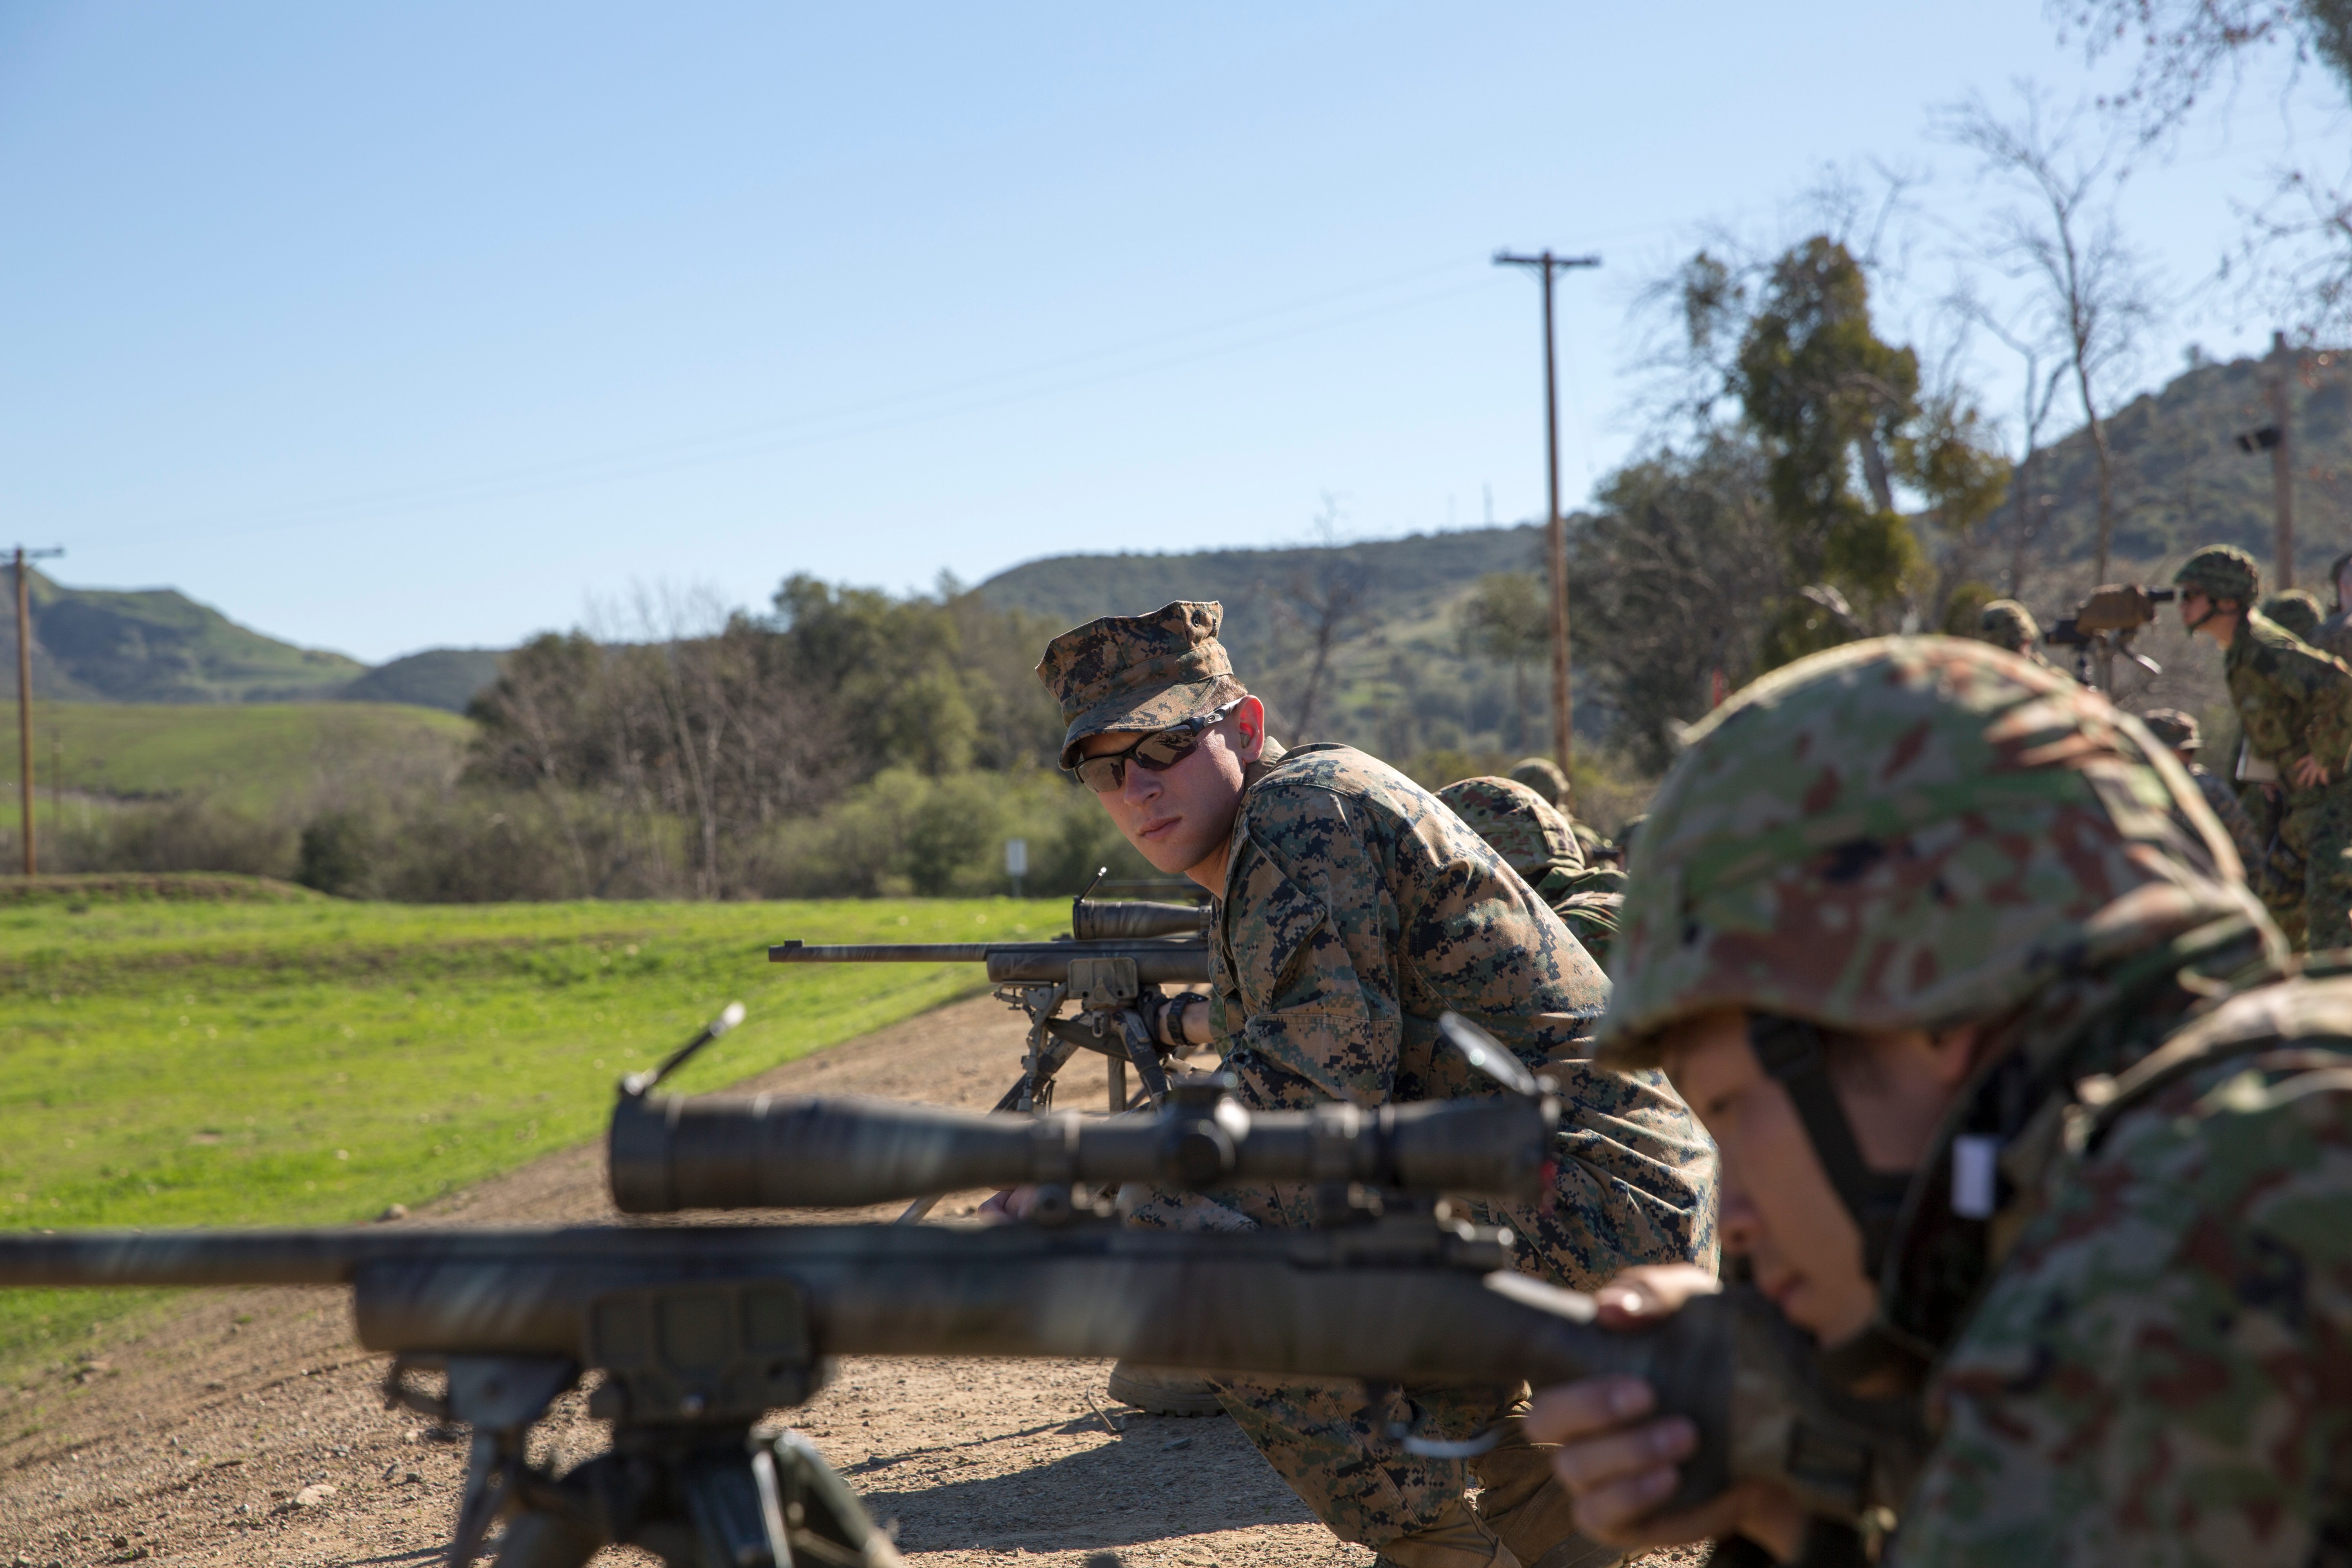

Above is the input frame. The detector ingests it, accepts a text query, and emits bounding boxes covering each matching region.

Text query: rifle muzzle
[608,1089,1557,1213]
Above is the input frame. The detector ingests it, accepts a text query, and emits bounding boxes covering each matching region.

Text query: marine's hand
[2292,755,2331,788]
[1525,1266,1805,1558]
[977,1186,1039,1222]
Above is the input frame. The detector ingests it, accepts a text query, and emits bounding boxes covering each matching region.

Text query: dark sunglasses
[1072,699,1245,793]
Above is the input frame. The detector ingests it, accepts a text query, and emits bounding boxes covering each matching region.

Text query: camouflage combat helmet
[2172,543,2261,607]
[1507,757,1570,806]
[1977,598,2040,653]
[2139,707,2201,753]
[1436,776,1583,883]
[1595,637,2264,1066]
[1035,601,1249,769]
[2262,588,2323,641]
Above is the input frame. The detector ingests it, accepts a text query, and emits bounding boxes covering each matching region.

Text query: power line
[109,261,1507,548]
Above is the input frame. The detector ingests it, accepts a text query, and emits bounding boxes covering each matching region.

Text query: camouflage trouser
[2282,791,2352,951]
[1118,1186,1490,1545]
[1121,1176,1706,1550]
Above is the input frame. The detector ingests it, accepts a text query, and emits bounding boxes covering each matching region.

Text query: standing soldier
[1436,775,1626,967]
[2174,543,2352,949]
[2138,707,2263,876]
[1515,637,2349,1564]
[1035,602,1715,1568]
[2316,548,2352,662]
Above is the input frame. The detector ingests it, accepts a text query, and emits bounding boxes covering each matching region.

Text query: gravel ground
[0,991,1702,1568]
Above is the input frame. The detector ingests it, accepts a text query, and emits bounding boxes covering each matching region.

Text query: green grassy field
[0,889,1063,1372]
[1,701,470,817]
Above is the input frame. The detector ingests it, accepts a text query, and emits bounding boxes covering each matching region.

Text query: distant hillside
[0,572,502,712]
[2,571,364,703]
[340,647,506,713]
[2017,347,2352,592]
[980,526,1555,761]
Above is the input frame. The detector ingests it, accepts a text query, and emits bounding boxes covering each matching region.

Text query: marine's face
[1661,1007,1978,1346]
[1078,697,1263,879]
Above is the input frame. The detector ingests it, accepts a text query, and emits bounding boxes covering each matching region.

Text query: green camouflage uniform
[2220,610,2352,949]
[1436,776,1623,966]
[1036,603,1715,1563]
[1896,971,2352,1566]
[1594,636,2352,1564]
[2259,588,2325,643]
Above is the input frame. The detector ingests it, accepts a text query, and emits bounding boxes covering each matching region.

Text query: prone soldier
[2175,543,2352,950]
[1517,637,2350,1564]
[1034,602,1717,1568]
[1437,776,1626,967]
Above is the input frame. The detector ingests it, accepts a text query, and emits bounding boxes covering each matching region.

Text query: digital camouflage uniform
[1436,776,1624,967]
[1594,635,2352,1566]
[2178,546,2352,951]
[2138,708,2263,878]
[1036,603,1715,1568]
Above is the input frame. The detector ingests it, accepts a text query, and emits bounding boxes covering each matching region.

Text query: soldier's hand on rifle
[1526,1265,1807,1558]
[977,1187,1040,1222]
[1145,991,1215,1050]
[2291,755,2331,788]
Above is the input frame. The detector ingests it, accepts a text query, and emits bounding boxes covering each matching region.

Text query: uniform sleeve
[2232,653,2312,773]
[1218,783,1405,1107]
[1891,1059,2352,1567]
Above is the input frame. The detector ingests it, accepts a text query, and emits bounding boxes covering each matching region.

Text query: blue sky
[0,2,2341,662]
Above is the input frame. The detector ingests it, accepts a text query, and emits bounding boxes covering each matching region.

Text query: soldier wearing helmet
[1035,601,1714,1568]
[2138,706,2263,875]
[2262,587,2325,643]
[1515,637,2351,1564]
[2174,543,2352,949]
[1973,598,2046,665]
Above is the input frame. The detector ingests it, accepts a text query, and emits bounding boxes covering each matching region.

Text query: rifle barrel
[769,939,1212,986]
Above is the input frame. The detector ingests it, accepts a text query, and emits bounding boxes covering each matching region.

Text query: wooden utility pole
[2265,331,2296,588]
[1494,248,1599,794]
[11,545,64,876]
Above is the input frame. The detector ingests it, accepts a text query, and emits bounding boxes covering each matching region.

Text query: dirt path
[0,993,1697,1568]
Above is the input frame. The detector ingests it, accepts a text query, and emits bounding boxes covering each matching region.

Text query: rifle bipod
[386,1355,901,1568]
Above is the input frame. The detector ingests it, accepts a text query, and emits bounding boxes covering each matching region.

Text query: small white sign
[1004,838,1030,877]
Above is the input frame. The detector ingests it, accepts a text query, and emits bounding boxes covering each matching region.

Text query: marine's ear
[1227,695,1267,764]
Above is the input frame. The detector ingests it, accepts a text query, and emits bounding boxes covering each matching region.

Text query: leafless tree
[1269,495,1369,743]
[1941,85,2159,585]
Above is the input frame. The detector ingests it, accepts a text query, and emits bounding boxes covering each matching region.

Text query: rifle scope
[1069,898,1210,940]
[608,1083,1556,1213]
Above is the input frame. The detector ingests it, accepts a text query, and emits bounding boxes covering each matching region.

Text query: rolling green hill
[1,703,470,817]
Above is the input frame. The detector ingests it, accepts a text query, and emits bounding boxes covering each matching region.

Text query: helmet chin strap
[2180,591,2230,633]
[1748,1015,1915,1283]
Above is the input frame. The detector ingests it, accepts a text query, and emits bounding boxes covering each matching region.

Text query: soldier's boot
[1370,1496,1521,1568]
[1105,1361,1226,1417]
[1472,1432,1622,1568]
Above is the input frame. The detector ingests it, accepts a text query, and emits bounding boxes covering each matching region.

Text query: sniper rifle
[769,875,1214,1119]
[0,1013,1919,1568]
